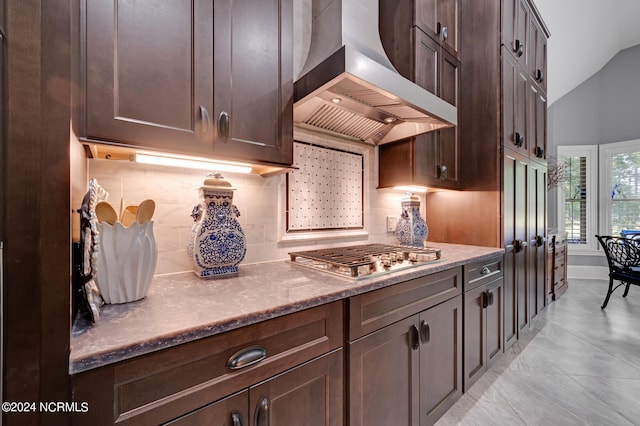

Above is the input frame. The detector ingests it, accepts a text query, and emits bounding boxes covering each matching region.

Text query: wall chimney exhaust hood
[294,0,457,145]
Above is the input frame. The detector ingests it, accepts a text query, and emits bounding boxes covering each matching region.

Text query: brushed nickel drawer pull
[256,397,269,426]
[218,111,230,143]
[410,324,420,350]
[227,345,267,370]
[481,266,491,275]
[199,105,210,134]
[420,320,430,344]
[231,410,244,426]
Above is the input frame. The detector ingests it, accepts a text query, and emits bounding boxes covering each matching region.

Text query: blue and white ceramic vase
[187,172,247,278]
[395,192,428,247]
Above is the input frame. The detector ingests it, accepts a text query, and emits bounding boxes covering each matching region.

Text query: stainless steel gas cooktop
[288,243,441,279]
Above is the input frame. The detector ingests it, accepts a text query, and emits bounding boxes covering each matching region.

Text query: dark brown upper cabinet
[378,5,460,190]
[213,0,293,165]
[528,17,547,92]
[528,82,547,162]
[415,0,460,58]
[83,0,214,156]
[502,51,529,158]
[82,0,293,166]
[502,0,529,68]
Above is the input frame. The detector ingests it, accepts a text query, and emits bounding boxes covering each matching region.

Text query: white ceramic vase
[95,221,158,304]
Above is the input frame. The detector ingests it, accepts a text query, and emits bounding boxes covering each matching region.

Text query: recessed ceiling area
[535,0,640,105]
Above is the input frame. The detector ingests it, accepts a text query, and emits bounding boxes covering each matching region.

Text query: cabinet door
[413,30,439,187]
[535,90,547,161]
[415,0,459,56]
[250,349,343,426]
[503,149,528,348]
[527,84,539,160]
[414,35,459,189]
[527,89,546,163]
[436,51,460,188]
[349,316,420,426]
[213,0,293,165]
[463,276,502,392]
[463,284,486,391]
[528,162,547,322]
[502,0,528,65]
[530,19,547,91]
[414,29,440,96]
[419,295,462,426]
[485,276,504,367]
[84,0,214,155]
[502,53,529,157]
[165,391,248,425]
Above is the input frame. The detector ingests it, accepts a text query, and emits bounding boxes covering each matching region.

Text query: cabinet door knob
[420,320,430,344]
[481,291,489,309]
[536,69,544,83]
[514,239,524,253]
[227,345,267,370]
[487,290,495,306]
[535,146,544,158]
[438,23,448,42]
[218,111,230,143]
[514,39,524,57]
[256,397,269,426]
[199,105,211,134]
[231,410,244,426]
[514,132,524,147]
[536,235,545,247]
[438,164,448,180]
[410,324,420,350]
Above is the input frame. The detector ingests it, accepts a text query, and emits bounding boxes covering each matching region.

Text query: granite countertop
[69,242,504,374]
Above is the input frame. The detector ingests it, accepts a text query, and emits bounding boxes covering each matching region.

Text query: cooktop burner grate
[288,243,441,279]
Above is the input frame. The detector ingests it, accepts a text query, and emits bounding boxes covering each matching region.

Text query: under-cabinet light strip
[135,151,253,174]
[393,185,429,193]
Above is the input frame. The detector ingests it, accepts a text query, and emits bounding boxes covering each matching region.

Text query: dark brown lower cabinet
[168,349,343,426]
[349,315,419,425]
[71,302,343,425]
[348,293,462,426]
[463,255,504,391]
[503,149,529,349]
[548,233,568,301]
[419,295,463,425]
[528,161,548,322]
[166,390,248,426]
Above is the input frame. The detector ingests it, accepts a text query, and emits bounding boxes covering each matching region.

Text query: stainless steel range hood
[294,0,457,145]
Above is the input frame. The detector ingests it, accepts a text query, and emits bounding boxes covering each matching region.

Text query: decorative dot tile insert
[287,141,364,231]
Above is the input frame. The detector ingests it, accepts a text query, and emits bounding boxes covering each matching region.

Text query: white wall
[88,133,417,275]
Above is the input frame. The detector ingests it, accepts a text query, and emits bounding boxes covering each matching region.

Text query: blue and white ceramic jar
[395,192,428,247]
[187,173,247,278]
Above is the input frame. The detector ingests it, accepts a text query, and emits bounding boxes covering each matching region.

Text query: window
[557,145,598,252]
[564,156,587,243]
[600,140,640,236]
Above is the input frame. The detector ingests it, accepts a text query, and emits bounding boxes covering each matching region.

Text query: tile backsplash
[88,136,425,275]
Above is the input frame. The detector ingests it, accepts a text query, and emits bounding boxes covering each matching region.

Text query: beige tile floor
[436,279,640,426]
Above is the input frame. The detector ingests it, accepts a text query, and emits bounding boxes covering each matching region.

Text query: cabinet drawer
[72,301,343,425]
[348,267,461,341]
[463,255,503,292]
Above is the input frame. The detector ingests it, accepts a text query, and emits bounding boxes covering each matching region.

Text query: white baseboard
[567,265,608,281]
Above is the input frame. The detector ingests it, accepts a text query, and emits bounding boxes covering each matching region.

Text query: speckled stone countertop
[69,242,503,374]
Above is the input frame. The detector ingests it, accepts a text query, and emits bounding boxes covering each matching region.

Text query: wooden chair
[595,235,640,309]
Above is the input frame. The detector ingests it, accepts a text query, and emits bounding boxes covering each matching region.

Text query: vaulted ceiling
[535,0,640,105]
